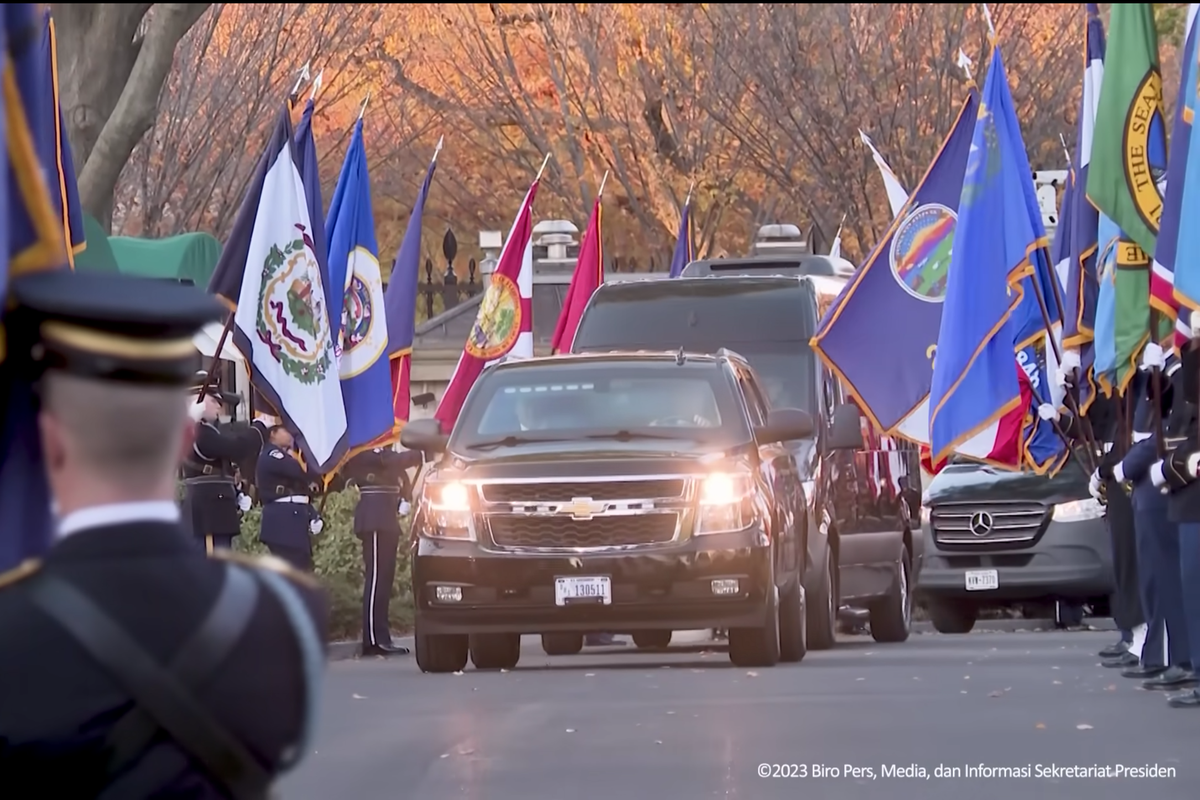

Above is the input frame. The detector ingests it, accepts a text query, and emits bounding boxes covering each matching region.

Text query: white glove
[1191,313,1200,340]
[308,518,324,536]
[1059,348,1082,375]
[398,500,412,517]
[1037,403,1059,422]
[1140,342,1166,371]
[1088,469,1103,501]
[1151,461,1168,491]
[1189,453,1200,479]
[1054,367,1074,389]
[237,493,252,512]
[187,402,206,423]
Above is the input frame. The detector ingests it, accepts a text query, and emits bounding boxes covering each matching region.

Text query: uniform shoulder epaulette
[209,550,321,590]
[0,558,42,591]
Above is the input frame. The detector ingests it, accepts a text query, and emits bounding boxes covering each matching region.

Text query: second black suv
[401,351,815,672]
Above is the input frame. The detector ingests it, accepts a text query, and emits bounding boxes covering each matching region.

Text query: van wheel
[729,592,781,667]
[415,625,469,674]
[928,598,977,634]
[870,550,912,643]
[778,577,808,663]
[469,633,521,670]
[807,544,836,650]
[632,630,673,649]
[541,633,584,656]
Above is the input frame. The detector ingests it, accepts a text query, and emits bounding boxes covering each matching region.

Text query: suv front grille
[931,501,1048,546]
[487,514,678,549]
[481,479,686,504]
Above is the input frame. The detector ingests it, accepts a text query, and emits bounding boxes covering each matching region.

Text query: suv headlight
[1052,498,1105,522]
[423,480,475,539]
[696,471,756,534]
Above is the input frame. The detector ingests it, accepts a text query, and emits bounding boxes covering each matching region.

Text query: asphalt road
[280,631,1197,800]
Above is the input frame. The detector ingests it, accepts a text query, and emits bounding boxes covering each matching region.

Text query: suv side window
[734,367,769,427]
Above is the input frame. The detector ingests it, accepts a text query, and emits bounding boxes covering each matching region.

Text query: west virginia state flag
[209,105,347,473]
[326,118,394,467]
[551,195,603,353]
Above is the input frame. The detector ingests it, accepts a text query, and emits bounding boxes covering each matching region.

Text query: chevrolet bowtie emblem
[567,497,605,520]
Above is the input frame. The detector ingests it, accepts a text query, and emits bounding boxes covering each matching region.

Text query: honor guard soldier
[181,372,250,553]
[345,447,422,656]
[1151,320,1200,708]
[256,425,324,572]
[0,271,328,796]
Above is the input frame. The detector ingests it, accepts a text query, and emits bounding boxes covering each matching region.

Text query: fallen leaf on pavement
[1053,680,1063,685]
[352,693,367,700]
[584,673,596,677]
[1076,724,1093,730]
[988,691,1004,697]
[566,729,576,733]
[1035,723,1046,729]
[746,671,759,677]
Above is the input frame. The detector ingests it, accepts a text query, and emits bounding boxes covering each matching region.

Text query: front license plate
[555,576,612,606]
[965,569,999,592]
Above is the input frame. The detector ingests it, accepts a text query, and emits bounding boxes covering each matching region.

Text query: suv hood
[924,458,1091,506]
[443,440,739,481]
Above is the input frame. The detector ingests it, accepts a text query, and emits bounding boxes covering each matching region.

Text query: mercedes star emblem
[969,511,994,536]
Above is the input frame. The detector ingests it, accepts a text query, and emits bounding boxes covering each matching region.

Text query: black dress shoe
[1098,641,1129,659]
[1142,666,1198,690]
[1102,652,1140,668]
[361,643,410,657]
[1167,688,1200,708]
[1121,664,1167,679]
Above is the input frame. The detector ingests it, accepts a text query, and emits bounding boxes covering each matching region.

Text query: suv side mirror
[400,418,449,456]
[755,408,815,444]
[827,403,864,450]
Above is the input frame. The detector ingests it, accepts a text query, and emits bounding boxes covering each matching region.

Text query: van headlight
[1052,498,1105,522]
[920,505,931,525]
[423,480,475,539]
[696,471,755,534]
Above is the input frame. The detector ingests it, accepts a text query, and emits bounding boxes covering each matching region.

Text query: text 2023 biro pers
[400,351,815,673]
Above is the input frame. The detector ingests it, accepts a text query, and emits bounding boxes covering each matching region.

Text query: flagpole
[357,91,370,121]
[684,179,695,207]
[597,170,610,198]
[981,4,996,41]
[432,135,445,164]
[535,153,552,181]
[308,69,324,103]
[1059,133,1071,170]
[195,315,235,405]
[957,49,974,84]
[289,60,312,102]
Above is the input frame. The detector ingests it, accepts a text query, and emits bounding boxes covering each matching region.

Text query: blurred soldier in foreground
[181,373,250,552]
[257,425,324,571]
[346,446,422,656]
[0,271,328,795]
[1152,319,1200,708]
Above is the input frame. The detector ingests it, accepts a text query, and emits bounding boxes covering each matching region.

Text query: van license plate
[555,576,611,605]
[965,569,999,591]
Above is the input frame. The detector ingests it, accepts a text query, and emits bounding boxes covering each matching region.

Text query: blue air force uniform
[0,271,329,795]
[181,384,245,553]
[1154,342,1200,707]
[345,447,422,655]
[256,442,322,572]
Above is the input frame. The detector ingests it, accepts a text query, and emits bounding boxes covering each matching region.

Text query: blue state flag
[929,47,1037,468]
[1163,6,1200,344]
[667,199,693,277]
[1092,214,1121,393]
[36,10,84,264]
[812,92,978,436]
[326,118,394,465]
[383,155,436,429]
[1,3,73,572]
[209,104,347,473]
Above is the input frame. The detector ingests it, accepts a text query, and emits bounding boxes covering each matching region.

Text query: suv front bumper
[413,528,775,635]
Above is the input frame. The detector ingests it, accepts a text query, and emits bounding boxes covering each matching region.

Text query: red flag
[551,197,603,354]
[434,179,540,429]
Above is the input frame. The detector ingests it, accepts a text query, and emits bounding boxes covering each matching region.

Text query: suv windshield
[452,361,750,451]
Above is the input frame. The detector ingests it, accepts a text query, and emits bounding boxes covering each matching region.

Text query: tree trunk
[51,3,211,231]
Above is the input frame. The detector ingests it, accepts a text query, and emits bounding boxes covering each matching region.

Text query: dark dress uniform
[0,270,330,795]
[256,442,322,572]
[182,389,246,553]
[346,447,422,655]
[1156,343,1200,707]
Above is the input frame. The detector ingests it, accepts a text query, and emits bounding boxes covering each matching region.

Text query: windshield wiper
[467,434,578,451]
[585,430,685,442]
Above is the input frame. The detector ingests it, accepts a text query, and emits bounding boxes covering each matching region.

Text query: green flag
[1087,3,1167,256]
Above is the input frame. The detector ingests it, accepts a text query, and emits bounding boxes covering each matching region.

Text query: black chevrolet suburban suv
[400,351,815,672]
[570,273,923,648]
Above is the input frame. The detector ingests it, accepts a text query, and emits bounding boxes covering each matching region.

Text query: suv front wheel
[729,589,781,667]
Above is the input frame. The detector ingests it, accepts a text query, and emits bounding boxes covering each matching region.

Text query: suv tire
[415,626,469,674]
[632,630,673,649]
[807,543,836,650]
[928,598,978,634]
[729,591,781,667]
[469,633,521,670]
[870,550,912,643]
[541,632,584,656]
[778,577,808,663]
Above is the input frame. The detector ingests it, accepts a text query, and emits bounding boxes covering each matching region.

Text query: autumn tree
[51,3,211,229]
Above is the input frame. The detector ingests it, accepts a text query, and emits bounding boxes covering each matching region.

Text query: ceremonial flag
[551,193,603,354]
[36,11,84,266]
[294,98,333,336]
[858,129,909,217]
[929,47,1036,469]
[325,118,393,468]
[1171,9,1200,324]
[667,196,693,278]
[1093,215,1122,394]
[812,93,978,441]
[208,105,347,473]
[0,2,72,571]
[1158,5,1200,348]
[434,173,541,428]
[1046,167,1076,410]
[383,148,437,429]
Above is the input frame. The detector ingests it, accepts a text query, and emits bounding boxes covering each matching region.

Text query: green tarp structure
[72,215,119,273]
[108,231,222,288]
